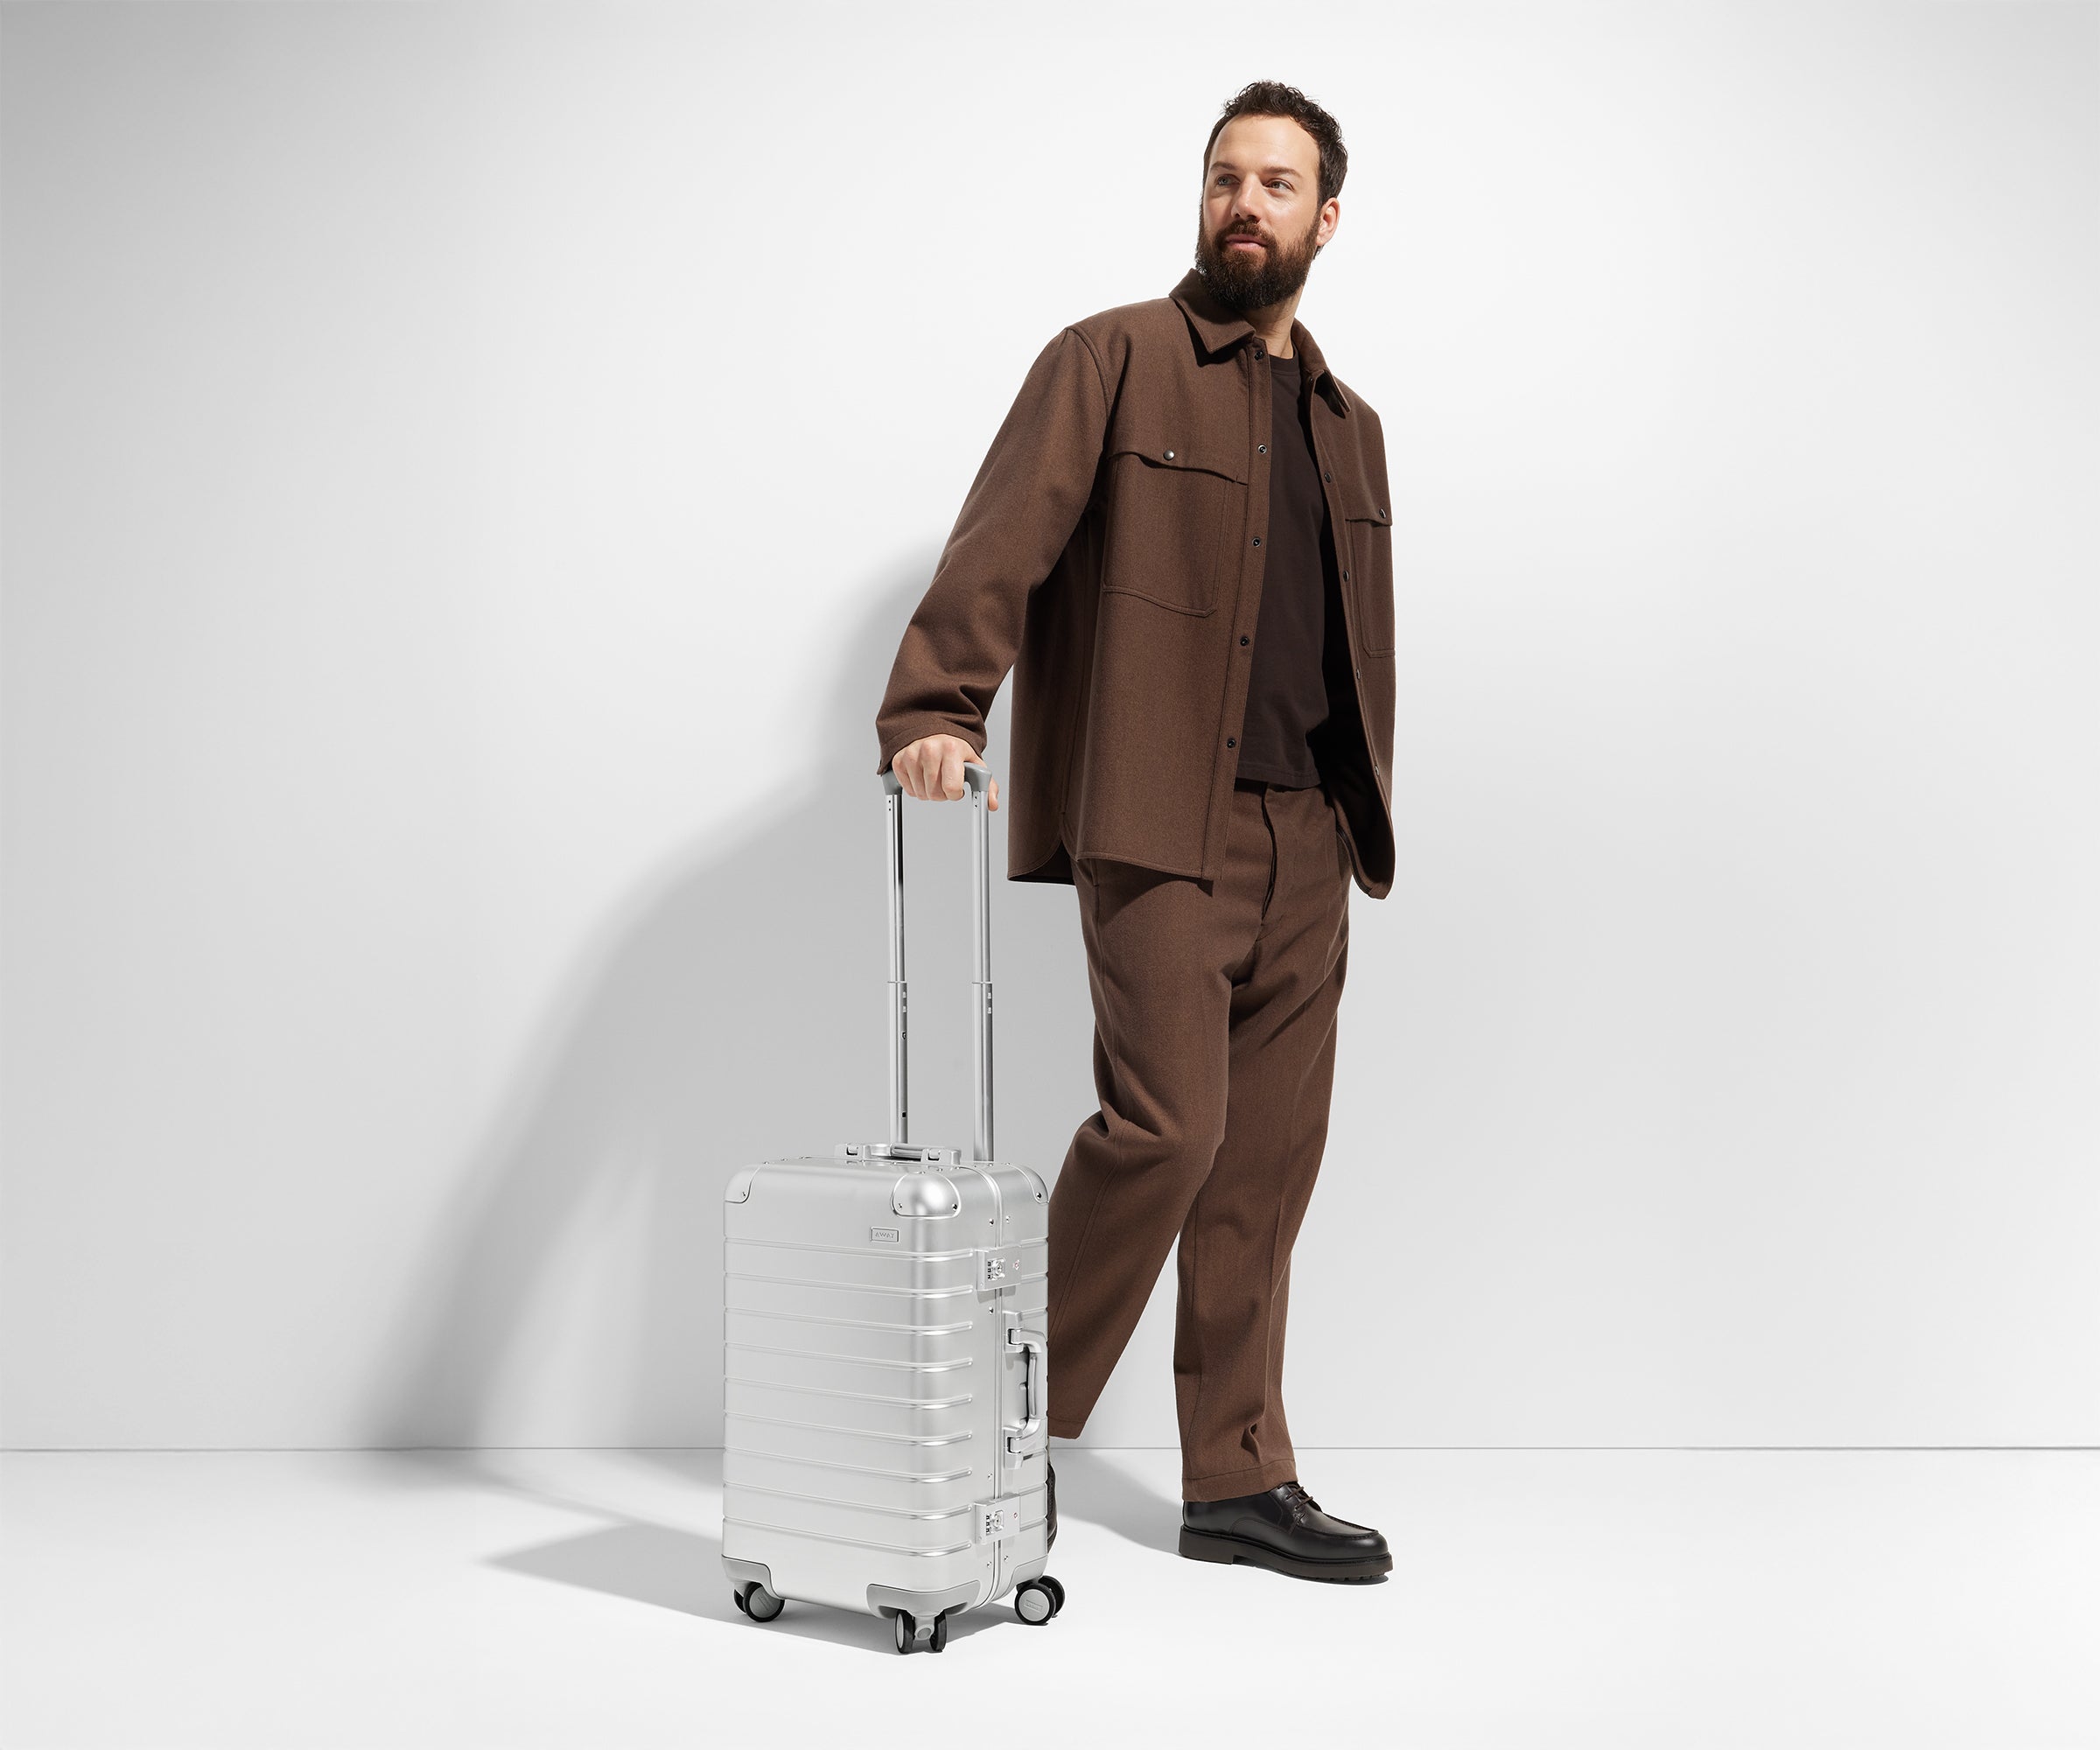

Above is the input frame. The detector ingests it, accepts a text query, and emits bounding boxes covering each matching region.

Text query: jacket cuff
[875,717,988,776]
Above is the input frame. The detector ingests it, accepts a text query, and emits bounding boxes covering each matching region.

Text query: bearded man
[874,80,1397,1583]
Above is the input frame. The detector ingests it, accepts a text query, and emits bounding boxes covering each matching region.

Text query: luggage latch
[976,1245,1025,1293]
[971,1498,1023,1544]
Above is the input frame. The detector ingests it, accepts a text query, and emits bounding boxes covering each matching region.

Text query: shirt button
[1252,536,1262,547]
[1257,443,1268,454]
[1323,471,1333,482]
[1240,635,1250,646]
[1253,344,1264,357]
[1342,569,1350,580]
[1227,737,1237,748]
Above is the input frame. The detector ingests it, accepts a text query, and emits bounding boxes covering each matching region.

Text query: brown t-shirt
[1235,350,1357,789]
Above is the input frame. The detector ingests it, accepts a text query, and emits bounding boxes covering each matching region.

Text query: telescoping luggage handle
[879,762,994,1163]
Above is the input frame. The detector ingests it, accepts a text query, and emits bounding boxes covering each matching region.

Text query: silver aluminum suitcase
[722,765,1063,1653]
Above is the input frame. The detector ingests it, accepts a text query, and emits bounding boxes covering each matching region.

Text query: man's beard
[1194,210,1321,312]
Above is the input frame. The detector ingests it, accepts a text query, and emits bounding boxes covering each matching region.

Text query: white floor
[2,1446,2096,1750]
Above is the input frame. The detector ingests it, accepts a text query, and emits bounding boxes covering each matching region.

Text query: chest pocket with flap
[1337,474,1396,654]
[1097,430,1247,618]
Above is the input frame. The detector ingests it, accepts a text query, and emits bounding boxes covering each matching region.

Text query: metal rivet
[1257,443,1268,454]
[1252,537,1262,547]
[1163,449,1175,460]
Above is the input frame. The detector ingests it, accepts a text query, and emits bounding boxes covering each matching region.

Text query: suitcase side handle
[1004,1316,1046,1453]
[878,762,994,1162]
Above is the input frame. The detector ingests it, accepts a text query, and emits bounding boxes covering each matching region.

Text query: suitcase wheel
[892,1606,950,1654]
[1015,1580,1056,1625]
[736,1581,783,1623]
[1041,1573,1066,1616]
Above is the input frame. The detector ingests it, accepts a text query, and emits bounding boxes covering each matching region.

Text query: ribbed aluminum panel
[723,1152,1049,1620]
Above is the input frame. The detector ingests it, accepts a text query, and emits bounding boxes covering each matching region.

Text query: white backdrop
[3,1,2094,1451]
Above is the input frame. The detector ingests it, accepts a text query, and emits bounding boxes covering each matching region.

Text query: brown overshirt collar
[1168,268,1354,416]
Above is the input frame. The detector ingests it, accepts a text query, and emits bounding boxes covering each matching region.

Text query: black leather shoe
[1046,1460,1057,1550]
[1180,1480,1390,1582]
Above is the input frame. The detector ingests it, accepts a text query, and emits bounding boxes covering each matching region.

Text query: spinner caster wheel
[1040,1573,1066,1616]
[1014,1580,1055,1625]
[893,1609,918,1654]
[928,1609,950,1652]
[738,1581,783,1622]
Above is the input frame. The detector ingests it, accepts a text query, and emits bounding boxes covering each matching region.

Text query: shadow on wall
[367,555,1096,1460]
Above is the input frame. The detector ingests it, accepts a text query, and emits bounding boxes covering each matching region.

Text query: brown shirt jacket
[874,269,1398,900]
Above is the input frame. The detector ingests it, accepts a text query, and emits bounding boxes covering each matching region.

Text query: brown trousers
[1043,776,1353,1502]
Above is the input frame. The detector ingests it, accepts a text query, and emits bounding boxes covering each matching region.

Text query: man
[874,80,1396,1584]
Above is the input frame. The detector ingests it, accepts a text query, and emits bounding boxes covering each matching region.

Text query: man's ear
[1318,197,1341,248]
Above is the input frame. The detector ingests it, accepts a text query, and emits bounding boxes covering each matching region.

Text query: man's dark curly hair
[1203,80,1348,207]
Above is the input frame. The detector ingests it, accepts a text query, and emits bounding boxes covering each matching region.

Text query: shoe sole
[1178,1525,1392,1583]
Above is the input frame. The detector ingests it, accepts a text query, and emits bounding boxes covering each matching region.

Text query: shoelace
[1278,1479,1325,1516]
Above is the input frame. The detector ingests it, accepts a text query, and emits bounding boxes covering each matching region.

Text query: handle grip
[878,760,994,1162]
[879,762,990,802]
[1004,1317,1046,1454]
